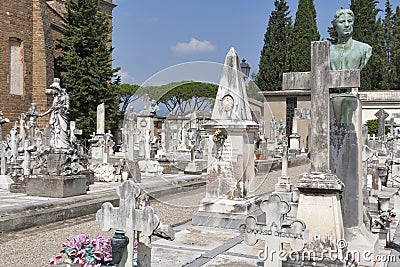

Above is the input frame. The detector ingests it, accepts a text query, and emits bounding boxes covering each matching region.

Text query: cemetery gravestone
[97,180,174,267]
[240,194,307,267]
[192,47,259,229]
[282,40,359,243]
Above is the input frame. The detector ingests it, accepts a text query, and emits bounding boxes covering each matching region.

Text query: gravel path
[0,164,309,267]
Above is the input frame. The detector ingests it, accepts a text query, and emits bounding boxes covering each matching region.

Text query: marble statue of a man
[330,8,372,71]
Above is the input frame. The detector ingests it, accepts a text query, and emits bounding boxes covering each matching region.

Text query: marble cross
[375,109,389,139]
[96,180,160,267]
[282,41,360,173]
[240,194,307,267]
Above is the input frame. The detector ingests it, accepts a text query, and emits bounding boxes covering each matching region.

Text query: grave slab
[153,226,238,251]
[203,254,260,267]
[151,246,202,267]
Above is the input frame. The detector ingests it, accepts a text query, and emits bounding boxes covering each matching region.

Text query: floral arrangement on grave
[213,128,227,147]
[50,234,112,267]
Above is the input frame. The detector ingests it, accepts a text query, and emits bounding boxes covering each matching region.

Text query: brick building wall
[33,0,55,129]
[0,0,35,134]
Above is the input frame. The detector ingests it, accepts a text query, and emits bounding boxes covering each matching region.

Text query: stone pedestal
[26,174,87,198]
[296,172,344,242]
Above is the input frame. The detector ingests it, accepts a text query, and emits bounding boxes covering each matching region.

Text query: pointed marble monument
[192,47,258,229]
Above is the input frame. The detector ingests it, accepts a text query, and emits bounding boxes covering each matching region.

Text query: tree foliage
[364,119,379,135]
[285,0,320,72]
[350,0,382,90]
[364,119,390,135]
[392,7,400,89]
[117,83,140,114]
[140,81,218,114]
[383,0,396,88]
[56,0,121,138]
[256,0,292,91]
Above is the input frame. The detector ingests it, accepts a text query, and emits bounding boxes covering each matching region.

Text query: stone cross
[375,109,389,139]
[19,140,37,176]
[240,194,307,267]
[282,41,360,173]
[96,180,160,267]
[97,103,105,135]
[0,111,10,141]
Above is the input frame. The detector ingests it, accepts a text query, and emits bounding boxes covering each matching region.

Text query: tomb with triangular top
[192,47,259,229]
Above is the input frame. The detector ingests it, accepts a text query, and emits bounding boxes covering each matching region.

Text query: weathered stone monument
[192,47,258,228]
[282,40,360,252]
[25,78,88,197]
[329,8,378,265]
[97,180,174,267]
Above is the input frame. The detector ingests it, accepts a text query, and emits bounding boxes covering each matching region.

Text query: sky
[112,0,387,86]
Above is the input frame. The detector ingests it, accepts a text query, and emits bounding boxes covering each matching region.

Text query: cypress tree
[392,7,400,89]
[56,0,121,138]
[383,0,395,88]
[373,18,391,90]
[285,0,320,72]
[350,0,381,90]
[255,0,292,91]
